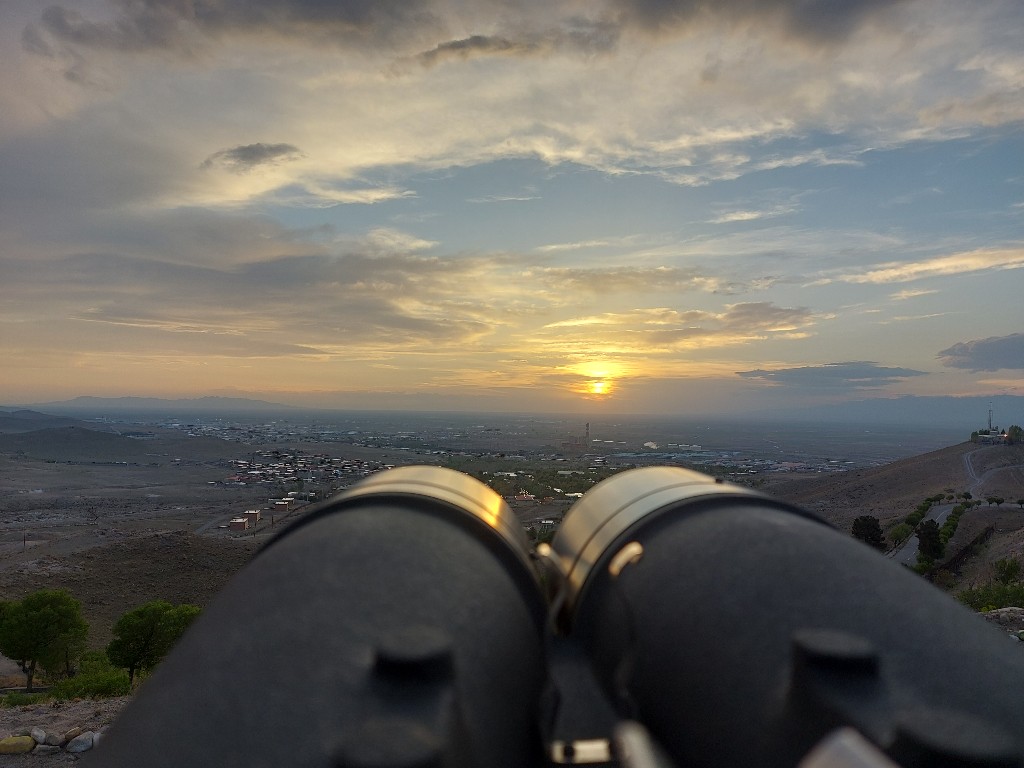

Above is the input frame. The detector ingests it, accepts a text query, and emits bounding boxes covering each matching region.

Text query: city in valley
[0,405,969,558]
[2,403,1023,647]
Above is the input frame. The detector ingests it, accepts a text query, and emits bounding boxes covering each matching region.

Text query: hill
[0,409,91,434]
[1,440,1022,649]
[0,425,249,464]
[766,442,976,527]
[0,531,258,649]
[23,395,293,416]
[768,441,1024,589]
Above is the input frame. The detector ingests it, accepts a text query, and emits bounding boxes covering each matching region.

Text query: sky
[1,0,1022,416]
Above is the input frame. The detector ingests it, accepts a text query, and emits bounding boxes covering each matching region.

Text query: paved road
[890,447,1024,565]
[891,502,956,566]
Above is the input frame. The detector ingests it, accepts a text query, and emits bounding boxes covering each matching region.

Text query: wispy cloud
[829,247,1024,284]
[467,194,540,203]
[539,303,817,354]
[708,203,799,224]
[890,288,939,300]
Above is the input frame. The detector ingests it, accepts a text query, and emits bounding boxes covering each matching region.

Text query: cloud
[201,143,303,173]
[608,0,911,44]
[468,194,541,203]
[416,35,540,67]
[737,361,927,389]
[938,333,1024,372]
[538,302,816,354]
[1,246,508,359]
[28,1,443,54]
[890,288,939,300]
[527,266,733,294]
[708,203,798,224]
[828,247,1024,285]
[364,227,438,252]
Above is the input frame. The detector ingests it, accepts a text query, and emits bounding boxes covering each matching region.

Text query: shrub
[957,583,1024,611]
[0,692,47,707]
[993,557,1022,585]
[50,652,130,699]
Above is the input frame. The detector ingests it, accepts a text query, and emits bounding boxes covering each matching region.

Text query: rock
[45,732,63,746]
[62,726,83,743]
[33,744,62,755]
[0,735,37,754]
[66,731,95,753]
[981,607,1024,630]
[30,727,46,744]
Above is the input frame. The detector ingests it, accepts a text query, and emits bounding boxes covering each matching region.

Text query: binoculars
[90,466,1024,767]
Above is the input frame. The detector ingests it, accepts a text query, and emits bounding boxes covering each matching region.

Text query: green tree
[0,590,88,691]
[888,523,913,547]
[851,515,885,550]
[1008,425,1023,445]
[106,601,201,684]
[916,519,944,562]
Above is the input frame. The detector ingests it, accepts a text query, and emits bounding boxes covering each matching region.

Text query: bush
[49,652,130,699]
[957,582,1024,611]
[993,557,1021,585]
[0,692,47,707]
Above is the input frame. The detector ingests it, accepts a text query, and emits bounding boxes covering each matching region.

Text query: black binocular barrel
[88,467,549,768]
[552,467,1024,768]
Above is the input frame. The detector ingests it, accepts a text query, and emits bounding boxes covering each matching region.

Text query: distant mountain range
[758,394,1024,429]
[12,396,295,416]
[6,393,1024,429]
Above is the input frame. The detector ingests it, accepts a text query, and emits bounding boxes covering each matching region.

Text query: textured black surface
[88,499,548,767]
[571,496,1024,767]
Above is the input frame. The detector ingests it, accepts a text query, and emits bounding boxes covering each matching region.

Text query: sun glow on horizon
[565,360,629,399]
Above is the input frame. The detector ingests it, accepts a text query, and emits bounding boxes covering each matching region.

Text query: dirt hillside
[0,532,257,649]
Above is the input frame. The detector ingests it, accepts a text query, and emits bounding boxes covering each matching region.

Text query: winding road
[890,447,1024,565]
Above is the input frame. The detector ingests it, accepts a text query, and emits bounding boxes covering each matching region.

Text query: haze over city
[2,0,1022,416]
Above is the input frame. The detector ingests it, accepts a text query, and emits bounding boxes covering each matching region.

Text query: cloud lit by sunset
[1,0,1022,415]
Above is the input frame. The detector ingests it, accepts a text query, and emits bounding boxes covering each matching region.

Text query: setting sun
[564,360,627,399]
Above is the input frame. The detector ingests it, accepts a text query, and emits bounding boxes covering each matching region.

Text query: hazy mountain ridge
[12,393,1024,427]
[767,443,976,527]
[756,394,1024,429]
[21,396,295,415]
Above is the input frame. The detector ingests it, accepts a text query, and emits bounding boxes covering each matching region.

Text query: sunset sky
[2,0,1022,415]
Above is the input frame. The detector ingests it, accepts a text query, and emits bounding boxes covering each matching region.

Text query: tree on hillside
[1008,425,1023,445]
[0,590,88,691]
[851,515,885,550]
[107,601,201,684]
[916,520,944,562]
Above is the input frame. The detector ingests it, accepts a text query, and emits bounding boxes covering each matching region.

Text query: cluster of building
[219,449,390,489]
